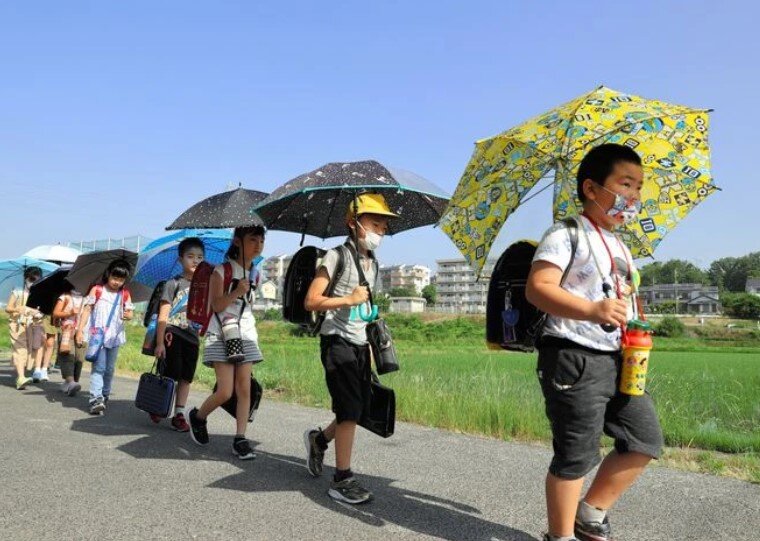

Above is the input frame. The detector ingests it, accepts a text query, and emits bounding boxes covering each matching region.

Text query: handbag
[346,243,400,374]
[85,291,121,362]
[359,372,395,438]
[213,376,263,422]
[134,358,177,418]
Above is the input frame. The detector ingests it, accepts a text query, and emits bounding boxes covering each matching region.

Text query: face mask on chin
[595,185,642,225]
[357,222,383,251]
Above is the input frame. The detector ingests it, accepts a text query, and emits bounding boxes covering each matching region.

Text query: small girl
[52,284,85,396]
[188,226,265,460]
[76,259,134,414]
[5,266,44,390]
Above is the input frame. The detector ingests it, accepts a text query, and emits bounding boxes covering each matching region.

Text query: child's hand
[154,342,166,360]
[75,330,84,347]
[349,286,369,306]
[233,280,250,298]
[590,299,628,328]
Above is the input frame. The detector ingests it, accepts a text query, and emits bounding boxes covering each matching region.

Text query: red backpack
[93,285,131,309]
[188,262,262,335]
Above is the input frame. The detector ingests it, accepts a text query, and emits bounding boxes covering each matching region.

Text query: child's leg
[101,347,120,399]
[546,473,585,536]
[197,363,235,419]
[583,450,651,510]
[332,421,357,471]
[59,352,75,383]
[74,344,85,382]
[89,349,107,399]
[233,363,252,436]
[10,324,28,379]
[42,334,56,369]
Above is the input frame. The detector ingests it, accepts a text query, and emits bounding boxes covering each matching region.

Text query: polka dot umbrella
[166,186,268,230]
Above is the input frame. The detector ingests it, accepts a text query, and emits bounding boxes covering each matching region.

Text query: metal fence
[65,235,153,254]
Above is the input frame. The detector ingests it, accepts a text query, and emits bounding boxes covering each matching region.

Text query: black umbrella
[65,249,152,303]
[26,267,73,315]
[166,186,268,230]
[252,160,450,239]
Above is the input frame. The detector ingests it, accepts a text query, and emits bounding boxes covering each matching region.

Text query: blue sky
[1,1,758,272]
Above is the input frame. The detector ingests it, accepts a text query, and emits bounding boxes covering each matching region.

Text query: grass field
[3,312,759,482]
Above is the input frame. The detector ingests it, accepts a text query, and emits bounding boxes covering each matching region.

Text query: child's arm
[153,301,171,359]
[5,292,19,316]
[75,287,96,345]
[52,297,73,320]
[304,268,368,312]
[123,309,133,321]
[210,270,249,313]
[527,261,628,327]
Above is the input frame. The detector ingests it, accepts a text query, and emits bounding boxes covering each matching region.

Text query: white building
[746,278,760,296]
[262,254,293,300]
[435,259,495,314]
[252,280,280,311]
[639,283,721,314]
[390,297,427,313]
[379,264,431,294]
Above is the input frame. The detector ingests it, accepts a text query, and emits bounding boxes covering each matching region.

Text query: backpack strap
[223,262,234,293]
[559,217,580,287]
[325,245,347,298]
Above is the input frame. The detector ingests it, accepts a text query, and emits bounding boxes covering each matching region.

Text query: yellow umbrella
[439,86,717,276]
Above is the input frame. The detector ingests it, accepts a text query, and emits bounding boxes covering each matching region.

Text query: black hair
[226,225,266,261]
[24,266,42,281]
[178,237,205,257]
[103,258,132,282]
[576,143,642,202]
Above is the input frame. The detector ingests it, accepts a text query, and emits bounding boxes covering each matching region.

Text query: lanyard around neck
[582,213,632,300]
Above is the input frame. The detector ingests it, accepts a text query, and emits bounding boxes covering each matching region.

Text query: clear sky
[2,1,758,272]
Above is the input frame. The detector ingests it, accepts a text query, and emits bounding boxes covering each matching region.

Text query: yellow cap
[346,193,399,220]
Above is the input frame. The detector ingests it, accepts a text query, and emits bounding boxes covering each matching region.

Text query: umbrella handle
[359,303,378,322]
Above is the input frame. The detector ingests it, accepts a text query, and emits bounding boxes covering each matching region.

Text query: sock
[175,405,186,416]
[334,468,352,483]
[548,536,577,541]
[315,430,329,451]
[577,500,607,524]
[234,434,246,442]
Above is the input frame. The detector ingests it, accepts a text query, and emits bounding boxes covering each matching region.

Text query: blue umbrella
[134,229,235,288]
[0,257,59,305]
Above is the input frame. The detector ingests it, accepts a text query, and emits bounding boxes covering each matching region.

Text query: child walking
[52,286,85,396]
[526,144,664,541]
[75,259,134,415]
[188,226,265,460]
[303,194,397,504]
[150,237,205,431]
[5,266,44,390]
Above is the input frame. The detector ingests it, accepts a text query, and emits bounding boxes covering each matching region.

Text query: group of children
[5,144,663,541]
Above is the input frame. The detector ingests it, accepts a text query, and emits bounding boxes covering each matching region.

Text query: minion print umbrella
[439,86,717,276]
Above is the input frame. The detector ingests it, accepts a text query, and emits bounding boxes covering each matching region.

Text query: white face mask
[358,222,383,251]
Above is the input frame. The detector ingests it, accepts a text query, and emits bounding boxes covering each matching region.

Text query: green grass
[2,313,759,481]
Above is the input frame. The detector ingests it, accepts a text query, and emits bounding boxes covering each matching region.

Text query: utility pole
[674,268,679,315]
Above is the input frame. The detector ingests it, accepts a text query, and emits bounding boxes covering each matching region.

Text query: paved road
[1,363,758,540]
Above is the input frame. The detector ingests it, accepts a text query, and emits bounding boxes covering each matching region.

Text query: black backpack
[282,242,376,335]
[143,280,168,328]
[486,218,579,352]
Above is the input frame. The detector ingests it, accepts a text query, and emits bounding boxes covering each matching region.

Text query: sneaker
[304,428,325,477]
[103,396,109,405]
[32,370,42,383]
[232,438,256,460]
[543,535,579,541]
[575,516,613,541]
[89,397,106,415]
[40,368,49,381]
[60,382,71,393]
[67,382,81,397]
[171,413,190,432]
[328,477,373,504]
[16,376,32,390]
[149,413,162,424]
[188,408,209,445]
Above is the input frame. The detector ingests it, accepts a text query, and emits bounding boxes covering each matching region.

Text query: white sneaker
[32,370,42,383]
[40,369,49,382]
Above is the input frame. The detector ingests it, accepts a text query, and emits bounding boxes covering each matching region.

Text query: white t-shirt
[85,287,134,348]
[532,216,637,352]
[204,260,260,345]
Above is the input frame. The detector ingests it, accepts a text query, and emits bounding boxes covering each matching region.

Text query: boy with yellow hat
[303,193,397,504]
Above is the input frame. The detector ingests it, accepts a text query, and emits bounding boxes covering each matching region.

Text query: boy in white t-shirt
[527,144,663,541]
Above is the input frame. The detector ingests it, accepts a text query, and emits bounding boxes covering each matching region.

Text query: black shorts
[160,328,200,383]
[320,335,371,423]
[537,337,664,480]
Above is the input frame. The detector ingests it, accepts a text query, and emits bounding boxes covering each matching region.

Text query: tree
[709,252,760,292]
[639,259,708,286]
[387,286,417,298]
[421,284,437,306]
[720,293,760,319]
[375,293,391,313]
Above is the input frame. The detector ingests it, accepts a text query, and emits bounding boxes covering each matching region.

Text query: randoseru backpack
[282,242,377,336]
[486,218,579,352]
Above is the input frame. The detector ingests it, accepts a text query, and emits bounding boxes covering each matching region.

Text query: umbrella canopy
[65,249,152,302]
[166,186,268,230]
[254,160,450,238]
[0,258,59,304]
[26,266,74,315]
[440,86,717,276]
[134,229,233,289]
[23,244,82,264]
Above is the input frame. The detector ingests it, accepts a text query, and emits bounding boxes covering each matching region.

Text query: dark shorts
[537,337,664,480]
[160,329,200,383]
[320,335,371,423]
